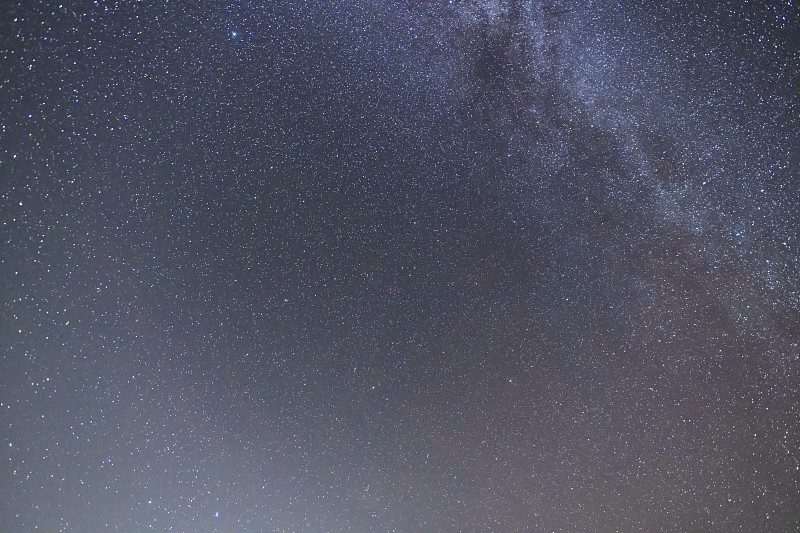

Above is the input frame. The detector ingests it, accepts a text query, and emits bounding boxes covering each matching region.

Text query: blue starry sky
[2,1,799,531]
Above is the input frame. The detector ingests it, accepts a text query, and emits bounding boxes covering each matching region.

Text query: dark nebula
[2,1,799,531]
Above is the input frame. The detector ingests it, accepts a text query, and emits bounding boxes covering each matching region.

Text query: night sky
[2,1,799,531]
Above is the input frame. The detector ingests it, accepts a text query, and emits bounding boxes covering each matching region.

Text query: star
[3,1,798,531]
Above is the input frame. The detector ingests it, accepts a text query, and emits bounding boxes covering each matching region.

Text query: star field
[2,1,799,531]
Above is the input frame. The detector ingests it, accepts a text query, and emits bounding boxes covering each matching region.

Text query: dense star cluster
[2,1,799,531]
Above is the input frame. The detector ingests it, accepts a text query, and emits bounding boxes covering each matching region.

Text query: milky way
[2,1,799,531]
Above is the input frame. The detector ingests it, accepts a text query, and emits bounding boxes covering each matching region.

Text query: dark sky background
[2,1,799,531]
